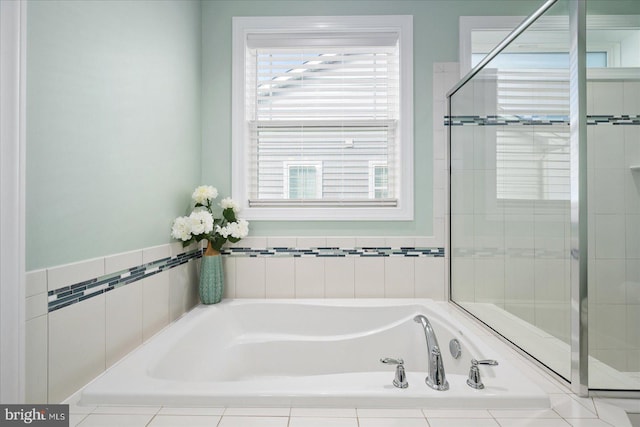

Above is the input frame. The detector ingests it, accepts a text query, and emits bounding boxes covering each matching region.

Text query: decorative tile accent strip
[47,249,202,313]
[47,246,445,312]
[221,246,445,258]
[445,115,640,126]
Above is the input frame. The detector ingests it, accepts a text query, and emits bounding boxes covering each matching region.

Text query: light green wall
[26,0,202,270]
[26,0,637,269]
[201,0,545,237]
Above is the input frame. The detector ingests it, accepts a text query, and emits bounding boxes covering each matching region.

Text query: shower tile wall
[447,63,573,366]
[587,79,640,373]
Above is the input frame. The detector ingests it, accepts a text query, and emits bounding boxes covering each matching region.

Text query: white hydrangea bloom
[215,224,230,238]
[188,210,214,235]
[192,185,218,205]
[235,219,250,238]
[171,216,192,241]
[220,197,240,213]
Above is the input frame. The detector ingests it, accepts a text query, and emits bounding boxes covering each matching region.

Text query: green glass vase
[199,242,224,304]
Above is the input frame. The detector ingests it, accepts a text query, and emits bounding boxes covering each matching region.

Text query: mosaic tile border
[445,115,640,126]
[47,249,202,313]
[222,247,445,258]
[47,246,445,312]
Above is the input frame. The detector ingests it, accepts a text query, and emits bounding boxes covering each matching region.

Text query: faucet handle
[473,359,498,366]
[380,357,404,365]
[467,359,498,389]
[380,357,408,389]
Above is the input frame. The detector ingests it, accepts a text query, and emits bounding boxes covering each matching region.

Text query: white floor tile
[158,407,225,416]
[290,408,357,417]
[288,417,358,427]
[565,419,617,427]
[223,407,290,416]
[357,408,424,418]
[427,419,499,427]
[423,409,492,418]
[69,414,88,427]
[92,405,160,414]
[551,395,598,419]
[489,409,561,419]
[217,416,289,427]
[592,400,633,427]
[495,419,570,427]
[77,414,154,427]
[147,415,221,426]
[358,418,430,427]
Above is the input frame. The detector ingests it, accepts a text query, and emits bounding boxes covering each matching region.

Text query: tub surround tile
[25,315,48,404]
[235,257,266,298]
[489,409,560,419]
[26,269,47,297]
[265,257,295,298]
[296,237,327,248]
[48,257,105,292]
[142,272,170,341]
[104,250,143,275]
[49,294,106,404]
[295,257,325,298]
[105,281,143,368]
[354,256,385,297]
[384,257,415,297]
[223,257,237,298]
[26,292,48,320]
[324,257,355,298]
[143,244,171,264]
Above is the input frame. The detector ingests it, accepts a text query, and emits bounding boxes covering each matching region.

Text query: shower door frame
[446,0,590,397]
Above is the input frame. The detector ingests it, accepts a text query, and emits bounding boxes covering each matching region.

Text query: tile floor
[64,304,634,427]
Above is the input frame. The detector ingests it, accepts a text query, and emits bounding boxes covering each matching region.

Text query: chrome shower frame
[446,0,590,397]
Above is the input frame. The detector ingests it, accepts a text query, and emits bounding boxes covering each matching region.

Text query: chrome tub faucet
[414,314,449,391]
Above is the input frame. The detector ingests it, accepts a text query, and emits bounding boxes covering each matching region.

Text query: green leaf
[223,208,237,222]
[228,237,240,243]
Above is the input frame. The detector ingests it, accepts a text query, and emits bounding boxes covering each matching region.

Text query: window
[369,162,389,199]
[284,162,322,199]
[232,16,413,220]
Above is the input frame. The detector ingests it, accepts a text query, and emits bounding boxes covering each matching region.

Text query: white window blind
[492,69,570,201]
[245,33,400,208]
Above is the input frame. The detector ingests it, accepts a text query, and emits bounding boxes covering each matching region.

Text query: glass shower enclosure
[448,0,640,395]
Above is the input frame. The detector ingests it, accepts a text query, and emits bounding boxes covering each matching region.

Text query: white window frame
[283,161,323,200]
[459,15,640,77]
[232,15,413,221]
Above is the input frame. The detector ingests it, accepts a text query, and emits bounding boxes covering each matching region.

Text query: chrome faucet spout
[413,314,449,391]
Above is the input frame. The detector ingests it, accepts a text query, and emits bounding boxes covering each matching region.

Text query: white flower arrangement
[171,185,249,252]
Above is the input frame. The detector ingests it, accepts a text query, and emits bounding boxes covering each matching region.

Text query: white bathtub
[80,299,550,408]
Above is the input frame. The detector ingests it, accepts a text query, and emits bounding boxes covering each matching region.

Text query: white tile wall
[26,242,200,403]
[105,282,143,368]
[49,294,106,403]
[588,78,639,376]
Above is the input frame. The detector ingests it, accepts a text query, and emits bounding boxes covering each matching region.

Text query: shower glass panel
[585,6,640,390]
[450,0,573,380]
